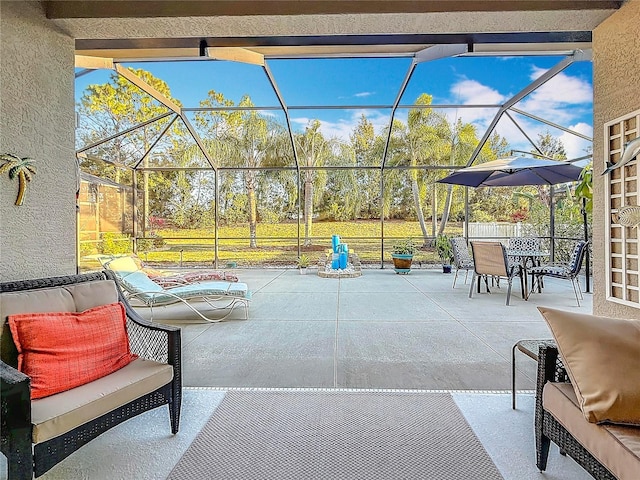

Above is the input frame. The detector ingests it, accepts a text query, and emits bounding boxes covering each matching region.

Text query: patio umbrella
[437,155,589,290]
[437,156,583,188]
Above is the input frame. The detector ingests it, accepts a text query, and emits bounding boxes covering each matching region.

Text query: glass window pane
[401,55,569,107]
[291,108,392,167]
[184,110,296,168]
[121,60,280,108]
[269,57,413,107]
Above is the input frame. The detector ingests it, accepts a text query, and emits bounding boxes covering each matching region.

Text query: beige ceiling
[48,0,621,61]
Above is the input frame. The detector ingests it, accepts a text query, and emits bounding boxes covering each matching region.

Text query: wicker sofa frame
[0,271,182,480]
[535,344,616,480]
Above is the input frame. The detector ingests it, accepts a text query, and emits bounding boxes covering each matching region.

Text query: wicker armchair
[0,271,182,479]
[535,345,616,479]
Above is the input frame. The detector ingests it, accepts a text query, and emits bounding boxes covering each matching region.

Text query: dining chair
[469,241,524,305]
[527,240,589,306]
[450,237,474,288]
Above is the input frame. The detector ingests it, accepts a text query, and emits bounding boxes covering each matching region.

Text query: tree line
[76,67,579,248]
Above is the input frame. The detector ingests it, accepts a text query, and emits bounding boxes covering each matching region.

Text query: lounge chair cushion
[104,256,140,275]
[104,255,240,284]
[143,281,250,306]
[539,307,640,425]
[8,302,137,399]
[117,270,165,296]
[31,358,173,443]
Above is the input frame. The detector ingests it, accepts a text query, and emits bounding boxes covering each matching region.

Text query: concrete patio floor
[139,266,593,392]
[3,267,595,480]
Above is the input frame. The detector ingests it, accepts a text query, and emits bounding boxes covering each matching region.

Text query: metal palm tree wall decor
[0,153,37,206]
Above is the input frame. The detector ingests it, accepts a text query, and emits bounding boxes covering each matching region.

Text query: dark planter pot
[392,253,413,274]
[442,264,452,274]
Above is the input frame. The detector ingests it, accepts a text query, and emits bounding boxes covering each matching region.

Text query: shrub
[100,232,132,255]
[392,238,418,255]
[434,234,454,264]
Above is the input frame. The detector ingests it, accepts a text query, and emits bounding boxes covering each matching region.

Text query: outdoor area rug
[168,390,504,479]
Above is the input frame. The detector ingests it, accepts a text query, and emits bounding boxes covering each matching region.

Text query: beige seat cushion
[31,358,173,444]
[544,382,640,480]
[538,307,640,425]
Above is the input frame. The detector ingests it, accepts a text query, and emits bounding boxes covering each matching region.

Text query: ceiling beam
[45,1,622,19]
[114,64,182,114]
[76,32,593,52]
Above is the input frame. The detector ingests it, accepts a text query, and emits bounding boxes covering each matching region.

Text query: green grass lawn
[81,220,464,269]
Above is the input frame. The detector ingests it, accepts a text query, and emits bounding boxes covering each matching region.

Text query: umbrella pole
[582,197,591,293]
[464,187,469,243]
[550,186,555,262]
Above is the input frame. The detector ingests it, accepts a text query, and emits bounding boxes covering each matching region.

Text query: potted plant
[297,254,310,275]
[391,238,417,274]
[435,234,454,273]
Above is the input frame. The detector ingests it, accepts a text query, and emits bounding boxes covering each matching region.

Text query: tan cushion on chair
[65,280,120,311]
[31,358,174,443]
[538,307,640,425]
[543,382,640,480]
[104,256,141,275]
[1,288,75,367]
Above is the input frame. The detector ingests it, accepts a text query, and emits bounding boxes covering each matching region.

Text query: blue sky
[75,54,593,159]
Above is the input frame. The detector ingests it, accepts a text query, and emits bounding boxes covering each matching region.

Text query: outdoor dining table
[507,249,550,299]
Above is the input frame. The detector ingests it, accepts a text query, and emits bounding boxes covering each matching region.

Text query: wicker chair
[450,237,474,288]
[469,241,524,305]
[535,345,617,479]
[0,271,182,479]
[528,240,589,306]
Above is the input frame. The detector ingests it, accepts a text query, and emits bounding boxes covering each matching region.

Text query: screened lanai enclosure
[75,41,593,270]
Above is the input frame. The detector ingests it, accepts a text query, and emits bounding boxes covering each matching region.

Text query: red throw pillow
[8,302,138,399]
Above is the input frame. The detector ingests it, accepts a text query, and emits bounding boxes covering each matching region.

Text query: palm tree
[226,96,290,247]
[0,153,37,206]
[393,94,447,245]
[296,120,334,246]
[436,117,479,236]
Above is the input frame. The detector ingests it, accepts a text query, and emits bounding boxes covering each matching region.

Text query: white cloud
[492,118,593,160]
[354,91,375,98]
[517,67,593,124]
[290,110,391,142]
[440,67,593,157]
[291,66,594,159]
[439,79,506,137]
[560,122,593,159]
[450,79,505,105]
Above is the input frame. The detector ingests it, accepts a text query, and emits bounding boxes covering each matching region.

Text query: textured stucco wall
[52,10,615,40]
[0,2,76,281]
[592,0,640,319]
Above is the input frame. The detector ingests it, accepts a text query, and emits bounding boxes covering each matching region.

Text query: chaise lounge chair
[101,255,239,287]
[110,269,251,322]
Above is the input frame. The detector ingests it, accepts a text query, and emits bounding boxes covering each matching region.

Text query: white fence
[465,222,527,241]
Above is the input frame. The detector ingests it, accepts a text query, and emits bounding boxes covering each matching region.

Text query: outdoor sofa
[0,271,181,479]
[535,307,640,480]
